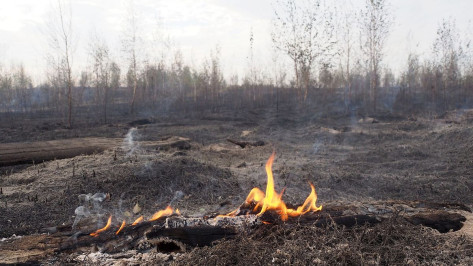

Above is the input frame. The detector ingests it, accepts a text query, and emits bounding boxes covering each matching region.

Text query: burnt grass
[2,106,473,264]
[176,218,473,265]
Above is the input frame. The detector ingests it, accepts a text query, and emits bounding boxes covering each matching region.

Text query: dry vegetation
[177,218,473,265]
[1,0,473,264]
[2,105,473,264]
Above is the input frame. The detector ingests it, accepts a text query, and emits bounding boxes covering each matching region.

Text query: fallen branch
[0,200,468,264]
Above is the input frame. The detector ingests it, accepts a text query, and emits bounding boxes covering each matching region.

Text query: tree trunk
[131,75,137,115]
[68,81,72,128]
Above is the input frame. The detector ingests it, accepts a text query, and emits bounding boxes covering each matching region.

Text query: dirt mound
[0,153,241,238]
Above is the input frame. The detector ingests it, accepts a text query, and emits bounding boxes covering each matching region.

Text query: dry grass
[175,217,473,265]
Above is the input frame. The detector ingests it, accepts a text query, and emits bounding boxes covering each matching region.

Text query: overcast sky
[0,0,472,84]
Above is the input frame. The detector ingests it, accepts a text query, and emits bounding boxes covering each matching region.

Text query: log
[0,201,469,264]
[146,226,237,247]
[226,139,265,148]
[0,138,120,167]
[0,136,194,167]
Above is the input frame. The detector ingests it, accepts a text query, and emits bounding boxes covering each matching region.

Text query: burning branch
[223,152,322,221]
[88,206,178,237]
[90,215,112,237]
[116,220,126,235]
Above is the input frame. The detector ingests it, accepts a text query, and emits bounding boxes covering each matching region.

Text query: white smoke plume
[123,127,139,157]
[72,192,108,230]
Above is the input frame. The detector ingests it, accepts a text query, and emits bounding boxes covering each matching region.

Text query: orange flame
[257,152,290,220]
[176,209,181,215]
[245,188,265,211]
[90,215,112,237]
[288,183,322,216]
[149,205,174,221]
[116,220,126,235]
[223,152,322,221]
[132,216,143,226]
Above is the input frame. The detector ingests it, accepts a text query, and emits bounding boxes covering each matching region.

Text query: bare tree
[382,66,395,88]
[12,65,33,113]
[270,47,287,112]
[109,62,121,114]
[246,28,259,102]
[0,66,13,113]
[360,0,393,112]
[336,0,358,110]
[399,52,420,106]
[272,0,337,101]
[47,0,75,128]
[461,25,473,100]
[433,18,462,109]
[209,46,225,110]
[121,0,141,114]
[77,71,89,107]
[89,34,112,123]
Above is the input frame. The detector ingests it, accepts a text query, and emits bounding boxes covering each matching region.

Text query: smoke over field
[1,0,473,265]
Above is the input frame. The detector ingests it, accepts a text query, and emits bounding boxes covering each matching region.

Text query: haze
[0,0,471,84]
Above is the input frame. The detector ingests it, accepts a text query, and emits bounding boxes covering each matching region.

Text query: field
[1,106,473,264]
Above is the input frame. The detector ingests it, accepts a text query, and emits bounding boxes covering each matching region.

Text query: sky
[0,0,472,85]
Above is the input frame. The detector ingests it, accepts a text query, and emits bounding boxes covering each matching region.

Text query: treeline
[1,0,473,126]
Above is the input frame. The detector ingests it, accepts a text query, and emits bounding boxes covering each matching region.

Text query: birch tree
[433,18,462,109]
[47,0,75,127]
[89,35,113,123]
[360,0,393,112]
[121,0,141,114]
[272,0,337,102]
[337,0,358,109]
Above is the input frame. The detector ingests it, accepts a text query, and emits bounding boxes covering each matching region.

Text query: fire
[245,188,265,210]
[149,205,174,221]
[85,152,315,238]
[90,215,112,237]
[88,206,178,237]
[116,220,126,235]
[132,216,143,226]
[224,152,322,221]
[289,183,322,216]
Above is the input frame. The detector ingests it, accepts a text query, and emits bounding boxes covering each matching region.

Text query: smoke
[123,127,139,157]
[72,206,90,229]
[350,107,358,127]
[140,161,154,178]
[72,192,107,230]
[312,140,324,154]
[380,86,401,113]
[170,190,184,206]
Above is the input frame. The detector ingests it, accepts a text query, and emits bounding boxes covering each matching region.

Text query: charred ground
[1,105,473,264]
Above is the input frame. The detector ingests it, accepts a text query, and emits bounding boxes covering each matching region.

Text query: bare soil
[1,107,473,264]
